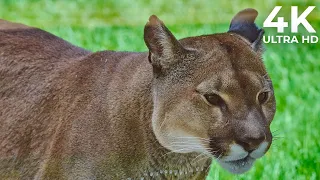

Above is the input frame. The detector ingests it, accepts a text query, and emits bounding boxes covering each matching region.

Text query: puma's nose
[236,133,265,152]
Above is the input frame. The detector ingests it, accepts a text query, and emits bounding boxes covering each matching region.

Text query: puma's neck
[140,126,212,179]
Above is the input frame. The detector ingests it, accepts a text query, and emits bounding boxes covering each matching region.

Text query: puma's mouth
[225,155,253,166]
[217,155,255,174]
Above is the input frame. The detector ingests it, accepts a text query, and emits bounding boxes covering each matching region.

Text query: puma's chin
[217,156,255,174]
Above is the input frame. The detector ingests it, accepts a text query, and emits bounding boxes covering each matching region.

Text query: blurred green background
[0,0,319,179]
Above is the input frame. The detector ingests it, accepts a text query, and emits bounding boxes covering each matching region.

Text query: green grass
[1,0,319,179]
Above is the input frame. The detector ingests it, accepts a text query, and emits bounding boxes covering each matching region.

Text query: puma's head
[144,9,276,174]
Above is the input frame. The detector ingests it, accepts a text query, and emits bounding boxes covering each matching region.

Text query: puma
[0,9,276,179]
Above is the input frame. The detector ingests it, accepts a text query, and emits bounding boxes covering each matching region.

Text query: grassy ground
[1,0,319,179]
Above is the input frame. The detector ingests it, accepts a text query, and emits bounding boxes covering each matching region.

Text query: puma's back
[0,19,90,178]
[0,9,276,180]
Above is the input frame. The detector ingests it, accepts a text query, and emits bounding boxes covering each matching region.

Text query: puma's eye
[204,94,225,107]
[257,91,269,104]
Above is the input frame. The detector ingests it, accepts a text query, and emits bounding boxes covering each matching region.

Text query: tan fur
[0,9,276,180]
[0,19,28,30]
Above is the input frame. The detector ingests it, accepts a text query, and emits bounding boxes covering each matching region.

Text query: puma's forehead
[173,33,267,90]
[180,33,266,74]
[196,70,266,93]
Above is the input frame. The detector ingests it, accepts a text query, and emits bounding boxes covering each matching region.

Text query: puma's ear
[228,8,264,52]
[144,15,185,71]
